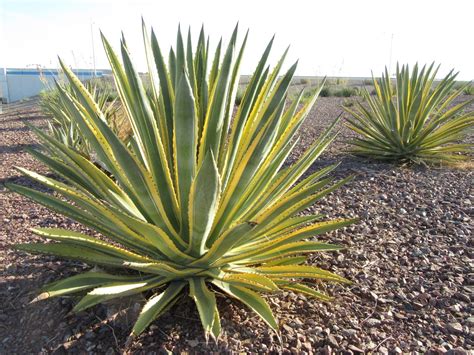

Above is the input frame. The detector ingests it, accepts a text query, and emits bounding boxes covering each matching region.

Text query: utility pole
[91,21,96,78]
[388,33,394,76]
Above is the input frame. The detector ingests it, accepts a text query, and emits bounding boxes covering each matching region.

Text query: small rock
[293,318,304,327]
[446,348,469,355]
[369,291,379,300]
[283,323,294,335]
[84,331,95,340]
[454,292,470,303]
[187,340,199,347]
[320,345,332,355]
[62,341,74,350]
[365,318,381,327]
[449,304,461,312]
[327,334,339,347]
[441,342,453,350]
[394,312,406,320]
[51,345,67,355]
[366,341,377,350]
[348,344,364,352]
[342,328,357,338]
[446,322,463,335]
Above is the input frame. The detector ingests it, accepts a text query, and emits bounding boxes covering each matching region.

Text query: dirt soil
[0,97,473,354]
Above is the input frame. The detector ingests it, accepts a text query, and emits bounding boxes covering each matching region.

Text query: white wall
[6,71,52,103]
[0,68,9,104]
[2,69,104,103]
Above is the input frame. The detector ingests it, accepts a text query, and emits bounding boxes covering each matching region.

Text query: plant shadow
[0,143,43,155]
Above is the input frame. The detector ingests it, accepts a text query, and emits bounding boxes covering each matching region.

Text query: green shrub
[334,87,355,97]
[299,87,316,103]
[463,84,474,95]
[335,77,347,86]
[319,87,331,97]
[9,24,353,341]
[342,99,354,107]
[235,87,245,105]
[345,63,474,163]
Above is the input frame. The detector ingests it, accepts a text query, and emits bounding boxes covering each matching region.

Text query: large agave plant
[8,23,355,341]
[345,63,473,163]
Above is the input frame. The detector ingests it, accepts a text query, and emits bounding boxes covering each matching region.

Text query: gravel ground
[0,96,473,354]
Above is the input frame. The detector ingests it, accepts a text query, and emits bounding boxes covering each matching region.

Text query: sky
[1,0,473,80]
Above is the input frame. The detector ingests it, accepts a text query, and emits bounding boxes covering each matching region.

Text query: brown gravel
[0,96,473,354]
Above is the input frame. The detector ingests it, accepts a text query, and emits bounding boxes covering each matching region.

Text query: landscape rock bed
[0,97,472,354]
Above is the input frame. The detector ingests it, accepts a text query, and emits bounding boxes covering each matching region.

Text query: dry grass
[107,104,132,143]
[443,158,474,170]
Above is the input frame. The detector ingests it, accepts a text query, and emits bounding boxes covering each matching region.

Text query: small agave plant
[345,63,474,163]
[39,80,119,157]
[8,22,355,341]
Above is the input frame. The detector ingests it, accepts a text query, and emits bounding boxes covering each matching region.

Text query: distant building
[0,68,106,103]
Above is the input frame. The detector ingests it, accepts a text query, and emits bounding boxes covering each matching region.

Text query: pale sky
[1,0,473,80]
